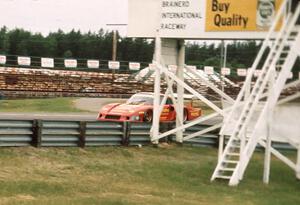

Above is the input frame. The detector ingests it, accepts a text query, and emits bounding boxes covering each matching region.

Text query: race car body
[97,92,202,122]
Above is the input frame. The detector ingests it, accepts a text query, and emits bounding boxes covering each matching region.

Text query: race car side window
[166,98,173,105]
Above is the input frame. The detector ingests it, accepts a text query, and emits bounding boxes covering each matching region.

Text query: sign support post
[151,31,162,144]
[176,40,185,143]
[263,70,276,184]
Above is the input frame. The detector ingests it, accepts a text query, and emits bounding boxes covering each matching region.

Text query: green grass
[0,98,85,113]
[0,146,298,205]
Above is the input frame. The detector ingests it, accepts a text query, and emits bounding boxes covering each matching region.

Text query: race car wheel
[144,110,153,122]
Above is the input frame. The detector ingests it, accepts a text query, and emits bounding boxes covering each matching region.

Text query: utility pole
[223,41,227,68]
[112,30,117,61]
[106,24,127,80]
[111,30,117,81]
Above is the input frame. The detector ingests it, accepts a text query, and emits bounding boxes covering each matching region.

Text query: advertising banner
[204,66,214,75]
[87,60,99,69]
[129,62,141,70]
[64,59,77,68]
[108,61,120,69]
[206,0,283,31]
[221,67,231,75]
[18,56,31,66]
[128,0,286,39]
[0,55,6,64]
[186,65,197,70]
[237,68,247,76]
[41,58,54,68]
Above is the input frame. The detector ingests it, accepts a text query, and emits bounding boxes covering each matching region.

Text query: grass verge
[0,98,85,113]
[0,146,298,205]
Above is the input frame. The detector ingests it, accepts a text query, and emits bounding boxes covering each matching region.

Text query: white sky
[0,0,128,35]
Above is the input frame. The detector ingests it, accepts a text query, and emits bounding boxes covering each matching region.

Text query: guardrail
[0,120,33,147]
[0,119,219,148]
[0,119,294,149]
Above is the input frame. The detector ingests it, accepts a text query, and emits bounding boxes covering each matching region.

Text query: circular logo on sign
[257,0,275,29]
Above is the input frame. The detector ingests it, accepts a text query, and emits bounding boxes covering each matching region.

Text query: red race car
[97,92,202,122]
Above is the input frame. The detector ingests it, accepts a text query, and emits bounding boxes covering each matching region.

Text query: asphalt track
[0,98,223,125]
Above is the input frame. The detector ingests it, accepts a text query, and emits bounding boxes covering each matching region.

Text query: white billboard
[64,59,77,68]
[18,56,31,66]
[0,55,6,64]
[128,0,284,39]
[108,61,120,69]
[237,68,247,76]
[87,60,99,69]
[129,62,141,70]
[221,67,231,76]
[204,66,214,75]
[41,58,54,68]
[186,65,197,70]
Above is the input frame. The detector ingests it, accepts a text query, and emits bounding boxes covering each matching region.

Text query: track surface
[0,98,223,124]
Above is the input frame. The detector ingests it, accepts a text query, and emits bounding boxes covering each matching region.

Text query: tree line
[0,27,299,73]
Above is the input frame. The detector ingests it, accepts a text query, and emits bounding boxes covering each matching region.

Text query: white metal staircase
[211,1,300,186]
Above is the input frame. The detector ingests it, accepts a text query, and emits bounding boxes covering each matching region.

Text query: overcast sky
[0,0,128,35]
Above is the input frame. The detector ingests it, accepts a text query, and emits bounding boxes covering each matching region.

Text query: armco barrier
[41,121,81,147]
[0,120,34,147]
[85,121,125,146]
[128,123,152,145]
[0,119,219,147]
[0,119,295,150]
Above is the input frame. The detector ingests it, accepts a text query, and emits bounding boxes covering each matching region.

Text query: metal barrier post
[122,121,130,146]
[32,119,42,148]
[79,121,87,148]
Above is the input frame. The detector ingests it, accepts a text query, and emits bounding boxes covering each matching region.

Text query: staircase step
[227,153,240,156]
[216,175,231,180]
[220,167,235,172]
[223,160,238,164]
